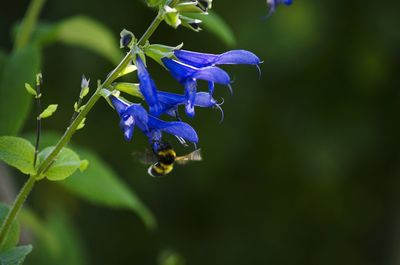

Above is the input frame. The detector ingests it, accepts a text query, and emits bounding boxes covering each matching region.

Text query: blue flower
[109,95,198,146]
[135,57,163,117]
[173,49,261,68]
[157,91,224,120]
[266,0,293,16]
[161,57,231,117]
[161,49,260,117]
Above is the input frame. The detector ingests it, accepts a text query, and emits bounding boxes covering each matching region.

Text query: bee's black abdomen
[148,162,174,177]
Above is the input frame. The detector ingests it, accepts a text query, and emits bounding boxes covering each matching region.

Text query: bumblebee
[137,142,202,177]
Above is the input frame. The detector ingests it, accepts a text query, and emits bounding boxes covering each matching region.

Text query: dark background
[2,0,400,264]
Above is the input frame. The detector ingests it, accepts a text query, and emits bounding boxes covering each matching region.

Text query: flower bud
[120,29,135,48]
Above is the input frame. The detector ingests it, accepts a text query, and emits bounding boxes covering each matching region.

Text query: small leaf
[38,147,87,181]
[80,86,89,99]
[56,16,122,65]
[0,204,21,251]
[77,105,86,112]
[79,160,89,171]
[179,15,202,32]
[164,7,181,29]
[36,73,42,87]
[39,104,58,119]
[117,64,137,78]
[76,118,86,130]
[24,83,37,97]
[175,2,205,13]
[0,136,36,175]
[0,45,41,135]
[188,11,236,47]
[113,83,143,98]
[146,0,165,7]
[145,43,183,65]
[0,245,32,265]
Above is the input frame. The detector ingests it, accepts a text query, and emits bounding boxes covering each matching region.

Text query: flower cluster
[105,1,277,153]
[109,42,260,152]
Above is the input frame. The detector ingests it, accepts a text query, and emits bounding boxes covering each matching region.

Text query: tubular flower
[173,49,261,94]
[173,49,261,68]
[157,91,223,119]
[109,95,198,146]
[161,57,230,117]
[135,57,163,117]
[266,0,293,16]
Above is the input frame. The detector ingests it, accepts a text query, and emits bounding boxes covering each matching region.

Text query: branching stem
[0,1,177,247]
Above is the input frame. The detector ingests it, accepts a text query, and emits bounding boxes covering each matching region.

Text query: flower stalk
[0,175,36,249]
[0,2,175,247]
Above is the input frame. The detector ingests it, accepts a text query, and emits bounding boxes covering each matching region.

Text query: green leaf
[0,45,41,135]
[24,83,37,97]
[18,209,58,256]
[0,50,7,75]
[27,132,156,229]
[188,11,236,47]
[175,2,205,13]
[0,245,32,265]
[38,104,58,119]
[112,83,143,98]
[0,136,36,175]
[80,86,89,99]
[56,16,122,65]
[37,147,87,181]
[0,204,20,251]
[164,7,181,29]
[146,0,165,7]
[61,147,156,229]
[20,209,86,265]
[145,43,183,65]
[76,118,86,131]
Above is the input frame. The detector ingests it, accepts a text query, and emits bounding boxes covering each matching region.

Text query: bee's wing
[132,149,157,165]
[175,149,202,165]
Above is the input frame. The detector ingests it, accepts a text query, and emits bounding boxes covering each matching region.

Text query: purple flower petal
[194,92,217,108]
[148,117,199,143]
[192,66,231,85]
[110,95,129,116]
[215,50,261,65]
[175,49,260,67]
[136,57,162,116]
[124,104,149,132]
[174,50,219,68]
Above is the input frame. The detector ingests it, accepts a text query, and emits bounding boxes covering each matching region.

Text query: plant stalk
[0,2,174,247]
[0,175,36,248]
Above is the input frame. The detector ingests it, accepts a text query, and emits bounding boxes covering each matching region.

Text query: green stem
[0,175,36,248]
[138,13,163,46]
[0,1,174,247]
[137,0,179,46]
[14,0,46,51]
[38,9,168,175]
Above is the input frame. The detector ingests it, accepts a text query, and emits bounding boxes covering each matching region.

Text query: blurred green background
[2,0,400,264]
